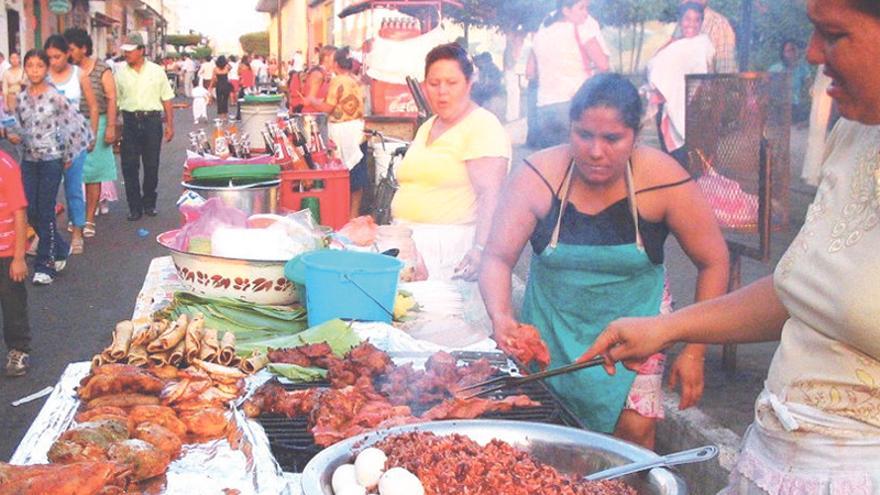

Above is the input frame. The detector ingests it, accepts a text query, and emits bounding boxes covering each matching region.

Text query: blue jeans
[64,150,87,228]
[20,159,69,276]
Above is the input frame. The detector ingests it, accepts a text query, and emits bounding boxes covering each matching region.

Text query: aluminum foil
[10,362,291,495]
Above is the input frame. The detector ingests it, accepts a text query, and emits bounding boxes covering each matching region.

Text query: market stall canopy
[338,0,464,19]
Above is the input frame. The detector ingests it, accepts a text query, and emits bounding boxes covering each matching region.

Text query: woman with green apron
[480,73,729,448]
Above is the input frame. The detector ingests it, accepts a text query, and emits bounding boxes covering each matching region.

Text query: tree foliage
[165,34,203,52]
[239,31,270,57]
[447,0,555,32]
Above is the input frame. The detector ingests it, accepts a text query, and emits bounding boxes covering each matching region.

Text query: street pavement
[0,100,816,468]
[0,98,195,460]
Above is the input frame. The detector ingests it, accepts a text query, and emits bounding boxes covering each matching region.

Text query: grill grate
[257,352,583,473]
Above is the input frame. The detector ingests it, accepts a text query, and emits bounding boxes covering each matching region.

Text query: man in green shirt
[115,33,175,221]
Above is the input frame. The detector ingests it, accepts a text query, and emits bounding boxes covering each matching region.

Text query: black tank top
[525,160,690,265]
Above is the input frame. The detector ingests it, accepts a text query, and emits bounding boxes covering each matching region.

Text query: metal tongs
[457,356,606,399]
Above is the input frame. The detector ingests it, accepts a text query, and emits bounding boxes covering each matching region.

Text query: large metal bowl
[301,420,687,495]
[181,179,280,217]
[157,229,298,305]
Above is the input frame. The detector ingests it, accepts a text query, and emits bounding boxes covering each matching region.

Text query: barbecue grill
[255,352,583,473]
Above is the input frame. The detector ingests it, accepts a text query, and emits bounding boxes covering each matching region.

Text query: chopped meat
[375,432,637,495]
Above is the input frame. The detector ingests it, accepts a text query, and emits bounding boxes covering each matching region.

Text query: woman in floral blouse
[7,49,91,285]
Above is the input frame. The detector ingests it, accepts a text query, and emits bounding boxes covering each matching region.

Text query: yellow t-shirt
[325,73,364,123]
[391,107,511,225]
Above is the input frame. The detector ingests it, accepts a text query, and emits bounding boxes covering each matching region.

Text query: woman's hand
[492,319,551,371]
[104,125,116,145]
[452,246,482,281]
[87,139,96,152]
[578,315,675,375]
[668,351,705,410]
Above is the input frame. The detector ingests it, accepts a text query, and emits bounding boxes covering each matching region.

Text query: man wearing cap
[115,33,175,221]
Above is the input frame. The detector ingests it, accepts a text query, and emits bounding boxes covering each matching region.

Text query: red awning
[338,0,463,19]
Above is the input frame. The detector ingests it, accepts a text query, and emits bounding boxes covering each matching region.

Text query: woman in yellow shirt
[308,47,366,217]
[391,43,511,281]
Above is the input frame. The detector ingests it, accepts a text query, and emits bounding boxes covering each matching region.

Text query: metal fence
[685,72,791,262]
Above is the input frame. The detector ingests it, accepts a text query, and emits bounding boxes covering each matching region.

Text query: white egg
[354,447,387,488]
[378,467,425,495]
[332,464,359,494]
[335,485,367,495]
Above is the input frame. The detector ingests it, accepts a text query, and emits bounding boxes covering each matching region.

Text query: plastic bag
[337,216,378,247]
[211,226,304,261]
[173,197,248,252]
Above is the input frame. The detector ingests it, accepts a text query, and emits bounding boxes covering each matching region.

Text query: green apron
[521,161,665,433]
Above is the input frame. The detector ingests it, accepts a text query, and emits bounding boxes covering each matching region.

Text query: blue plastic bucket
[296,250,403,327]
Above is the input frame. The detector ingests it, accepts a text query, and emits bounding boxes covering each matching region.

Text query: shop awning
[91,11,119,27]
[256,0,288,13]
[338,0,463,19]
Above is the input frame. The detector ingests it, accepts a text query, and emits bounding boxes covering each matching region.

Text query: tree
[592,0,671,73]
[165,34,203,53]
[192,45,213,60]
[239,31,270,57]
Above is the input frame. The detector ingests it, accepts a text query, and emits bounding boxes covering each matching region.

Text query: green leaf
[234,319,361,357]
[266,363,327,382]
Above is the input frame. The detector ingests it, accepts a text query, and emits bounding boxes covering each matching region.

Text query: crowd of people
[2,0,877,491]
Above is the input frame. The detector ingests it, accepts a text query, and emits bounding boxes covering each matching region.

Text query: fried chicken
[78,365,165,401]
[47,419,130,464]
[133,423,183,458]
[106,439,171,481]
[0,461,130,495]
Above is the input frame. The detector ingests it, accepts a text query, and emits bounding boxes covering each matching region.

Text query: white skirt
[721,389,880,495]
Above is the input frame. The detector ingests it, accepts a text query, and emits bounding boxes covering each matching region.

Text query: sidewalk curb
[657,393,743,494]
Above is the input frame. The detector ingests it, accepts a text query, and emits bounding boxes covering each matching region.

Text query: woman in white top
[582,1,880,492]
[45,35,98,255]
[647,2,715,168]
[2,53,24,111]
[529,0,609,150]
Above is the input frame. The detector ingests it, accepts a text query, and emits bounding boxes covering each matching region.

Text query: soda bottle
[212,118,230,158]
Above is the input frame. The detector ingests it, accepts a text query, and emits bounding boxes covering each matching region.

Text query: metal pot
[181,179,280,216]
[301,420,687,495]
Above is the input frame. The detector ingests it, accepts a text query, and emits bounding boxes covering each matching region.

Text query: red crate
[279,169,351,230]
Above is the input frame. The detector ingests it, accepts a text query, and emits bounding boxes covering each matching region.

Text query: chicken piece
[159,376,212,406]
[133,423,183,459]
[47,419,130,464]
[242,380,322,418]
[86,394,160,410]
[78,366,164,401]
[494,324,551,371]
[79,414,136,435]
[178,408,230,440]
[107,439,171,482]
[0,461,130,495]
[327,343,392,387]
[267,342,334,368]
[128,405,187,438]
[75,407,128,423]
[421,395,541,421]
[146,364,180,381]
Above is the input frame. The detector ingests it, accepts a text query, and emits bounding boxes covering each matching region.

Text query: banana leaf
[235,318,361,357]
[267,363,328,382]
[156,292,308,336]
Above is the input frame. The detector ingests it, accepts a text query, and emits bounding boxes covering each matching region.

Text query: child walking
[8,50,90,285]
[0,148,31,376]
[192,79,211,124]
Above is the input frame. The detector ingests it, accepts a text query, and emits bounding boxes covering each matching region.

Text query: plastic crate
[279,169,350,230]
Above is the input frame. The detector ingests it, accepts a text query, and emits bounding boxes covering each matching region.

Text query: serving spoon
[584,445,719,481]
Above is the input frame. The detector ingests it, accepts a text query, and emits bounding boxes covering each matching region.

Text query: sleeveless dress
[81,60,116,184]
[215,72,231,115]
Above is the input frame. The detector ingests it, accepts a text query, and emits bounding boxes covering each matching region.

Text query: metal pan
[300,419,687,495]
